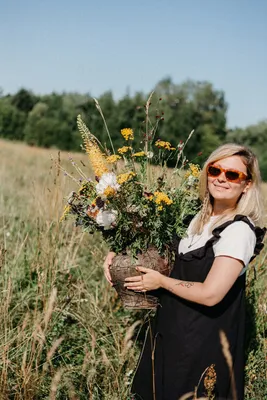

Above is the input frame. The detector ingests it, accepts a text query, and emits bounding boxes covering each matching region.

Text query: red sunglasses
[207,164,248,182]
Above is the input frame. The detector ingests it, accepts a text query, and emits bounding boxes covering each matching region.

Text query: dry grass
[0,139,141,399]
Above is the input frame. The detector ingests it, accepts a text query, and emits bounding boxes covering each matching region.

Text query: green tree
[0,97,26,140]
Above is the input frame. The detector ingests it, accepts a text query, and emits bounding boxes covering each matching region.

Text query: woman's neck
[212,201,236,216]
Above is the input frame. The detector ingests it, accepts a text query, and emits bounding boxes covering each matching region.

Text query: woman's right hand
[103,251,116,285]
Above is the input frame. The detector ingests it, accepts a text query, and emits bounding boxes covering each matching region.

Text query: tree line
[0,78,266,179]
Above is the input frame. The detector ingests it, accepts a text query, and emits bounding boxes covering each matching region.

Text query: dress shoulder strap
[211,214,266,262]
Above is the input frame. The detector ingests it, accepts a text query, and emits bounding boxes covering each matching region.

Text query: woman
[104,144,266,400]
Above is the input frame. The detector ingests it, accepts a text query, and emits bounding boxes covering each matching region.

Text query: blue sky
[1,0,266,128]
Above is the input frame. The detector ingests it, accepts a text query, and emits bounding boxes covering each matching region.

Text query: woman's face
[207,155,251,206]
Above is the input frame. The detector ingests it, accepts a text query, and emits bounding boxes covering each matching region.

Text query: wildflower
[96,210,117,229]
[104,186,116,198]
[118,146,132,155]
[185,163,201,179]
[146,151,154,159]
[84,140,109,177]
[86,205,99,219]
[60,205,71,222]
[133,151,146,157]
[117,172,136,185]
[155,140,173,150]
[121,128,134,141]
[157,205,163,211]
[96,172,120,195]
[153,191,173,206]
[106,154,121,163]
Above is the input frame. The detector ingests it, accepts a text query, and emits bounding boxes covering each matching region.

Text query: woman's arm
[124,256,244,306]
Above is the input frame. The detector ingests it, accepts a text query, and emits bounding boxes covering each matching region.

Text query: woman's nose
[217,172,227,182]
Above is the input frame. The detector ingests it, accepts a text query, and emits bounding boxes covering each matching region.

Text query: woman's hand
[103,251,116,285]
[124,266,163,292]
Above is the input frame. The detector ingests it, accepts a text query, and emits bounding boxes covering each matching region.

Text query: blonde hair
[191,143,264,235]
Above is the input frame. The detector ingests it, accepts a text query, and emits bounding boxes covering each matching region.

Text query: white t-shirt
[178,216,256,275]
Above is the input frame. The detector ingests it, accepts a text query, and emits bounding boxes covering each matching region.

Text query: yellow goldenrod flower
[59,205,71,222]
[117,172,136,185]
[121,128,134,141]
[157,205,163,211]
[118,146,132,154]
[106,154,121,163]
[104,186,116,197]
[133,151,146,157]
[155,140,173,150]
[77,115,109,177]
[85,140,109,177]
[153,191,173,206]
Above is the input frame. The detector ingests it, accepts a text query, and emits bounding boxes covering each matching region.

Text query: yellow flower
[157,205,163,211]
[170,147,176,151]
[104,186,116,197]
[106,154,121,163]
[59,205,71,222]
[189,163,201,178]
[84,140,109,177]
[153,191,173,206]
[121,128,134,141]
[117,172,136,185]
[133,151,146,157]
[185,163,201,179]
[77,115,109,177]
[118,146,132,154]
[155,140,173,150]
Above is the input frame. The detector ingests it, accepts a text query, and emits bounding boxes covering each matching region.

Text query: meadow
[0,139,266,399]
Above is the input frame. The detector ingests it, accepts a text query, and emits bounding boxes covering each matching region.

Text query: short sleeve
[213,221,256,270]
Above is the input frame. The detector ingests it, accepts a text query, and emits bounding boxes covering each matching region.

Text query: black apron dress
[131,215,265,400]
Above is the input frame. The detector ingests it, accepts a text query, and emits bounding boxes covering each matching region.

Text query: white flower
[187,175,195,186]
[96,210,117,229]
[146,151,154,159]
[96,172,120,195]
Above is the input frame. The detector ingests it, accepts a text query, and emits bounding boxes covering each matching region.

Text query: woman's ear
[243,180,252,194]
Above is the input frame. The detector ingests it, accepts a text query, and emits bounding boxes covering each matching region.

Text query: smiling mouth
[213,184,228,189]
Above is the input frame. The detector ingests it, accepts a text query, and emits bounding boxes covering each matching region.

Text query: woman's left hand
[124,266,163,292]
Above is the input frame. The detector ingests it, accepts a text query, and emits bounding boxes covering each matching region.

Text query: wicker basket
[109,247,171,309]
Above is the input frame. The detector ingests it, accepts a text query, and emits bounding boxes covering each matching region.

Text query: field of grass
[0,139,266,399]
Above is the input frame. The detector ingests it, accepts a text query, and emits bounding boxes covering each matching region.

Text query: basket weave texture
[109,247,171,309]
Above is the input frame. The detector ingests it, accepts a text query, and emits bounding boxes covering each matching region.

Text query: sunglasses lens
[208,166,221,177]
[225,170,240,181]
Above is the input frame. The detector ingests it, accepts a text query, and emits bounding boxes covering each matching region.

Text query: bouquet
[59,95,200,308]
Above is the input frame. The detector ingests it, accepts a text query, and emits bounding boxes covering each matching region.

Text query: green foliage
[0,97,27,140]
[226,120,267,180]
[0,79,228,166]
[2,79,267,180]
